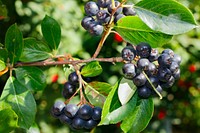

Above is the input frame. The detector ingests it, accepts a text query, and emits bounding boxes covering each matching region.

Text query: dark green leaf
[81,61,103,77]
[41,15,61,50]
[88,81,112,95]
[20,38,51,62]
[121,98,154,133]
[100,92,138,125]
[0,109,18,132]
[0,48,8,62]
[100,79,121,125]
[85,84,106,108]
[118,78,137,105]
[0,60,6,71]
[0,77,37,129]
[115,16,172,47]
[5,24,23,64]
[135,0,197,35]
[15,66,46,91]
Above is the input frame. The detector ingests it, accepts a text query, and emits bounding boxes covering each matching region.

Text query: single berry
[149,48,159,62]
[62,82,76,99]
[162,49,174,58]
[138,86,152,99]
[114,33,123,42]
[89,23,104,36]
[78,104,93,120]
[169,61,179,73]
[81,16,95,30]
[172,54,182,65]
[137,58,150,70]
[121,45,136,61]
[96,10,110,24]
[122,63,136,79]
[146,62,157,76]
[188,64,196,73]
[157,67,172,82]
[59,114,72,125]
[133,73,147,87]
[173,68,180,80]
[68,72,79,85]
[122,5,136,16]
[92,107,102,121]
[84,119,98,130]
[51,74,59,83]
[158,53,172,67]
[97,0,111,8]
[160,76,175,89]
[108,1,122,15]
[136,42,152,58]
[114,14,125,23]
[51,100,65,117]
[72,117,86,130]
[145,76,159,89]
[84,2,99,16]
[64,104,79,118]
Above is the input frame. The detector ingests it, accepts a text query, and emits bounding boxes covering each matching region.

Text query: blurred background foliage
[0,0,200,133]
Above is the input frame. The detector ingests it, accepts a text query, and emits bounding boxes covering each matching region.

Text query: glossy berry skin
[146,62,157,76]
[59,114,72,125]
[92,107,102,121]
[108,1,122,15]
[84,119,98,130]
[158,67,172,82]
[64,104,79,118]
[51,101,65,117]
[72,117,86,130]
[149,48,159,62]
[173,68,180,80]
[137,58,150,70]
[96,10,110,24]
[89,23,104,36]
[62,82,76,99]
[145,76,159,89]
[68,72,79,85]
[160,76,175,89]
[136,42,152,58]
[123,6,136,16]
[84,2,99,16]
[138,86,152,99]
[133,73,147,87]
[158,53,172,67]
[172,54,182,65]
[169,61,179,73]
[122,63,136,79]
[114,14,125,23]
[97,0,111,8]
[78,104,93,120]
[81,16,95,30]
[162,49,174,58]
[121,46,136,61]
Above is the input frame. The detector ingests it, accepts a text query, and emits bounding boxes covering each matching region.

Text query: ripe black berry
[136,42,152,58]
[123,6,136,16]
[64,104,79,118]
[149,48,159,62]
[108,1,122,15]
[146,62,157,76]
[138,86,152,99]
[145,76,159,89]
[97,0,111,8]
[81,16,95,30]
[78,104,93,120]
[158,53,172,67]
[96,10,110,24]
[51,100,65,117]
[92,107,102,121]
[162,48,174,58]
[133,73,147,87]
[59,114,73,125]
[62,82,76,99]
[114,14,125,23]
[89,23,104,36]
[157,67,172,82]
[72,117,86,130]
[137,58,150,70]
[172,54,182,65]
[84,1,99,16]
[68,72,79,85]
[122,63,136,79]
[84,119,98,130]
[121,45,136,61]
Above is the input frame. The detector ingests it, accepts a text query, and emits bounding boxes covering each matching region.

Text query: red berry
[158,110,166,120]
[114,33,123,42]
[188,64,196,73]
[51,74,59,83]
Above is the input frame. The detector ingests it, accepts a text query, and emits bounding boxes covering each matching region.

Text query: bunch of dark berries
[51,101,102,131]
[81,0,136,35]
[121,42,181,99]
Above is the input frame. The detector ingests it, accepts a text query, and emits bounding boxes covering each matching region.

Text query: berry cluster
[51,101,102,131]
[122,42,181,99]
[81,0,136,35]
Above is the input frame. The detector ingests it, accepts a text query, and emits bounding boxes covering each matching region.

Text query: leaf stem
[142,71,163,99]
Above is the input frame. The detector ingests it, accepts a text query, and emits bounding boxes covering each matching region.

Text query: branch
[15,57,123,67]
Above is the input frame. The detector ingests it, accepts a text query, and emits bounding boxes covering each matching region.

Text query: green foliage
[5,24,23,64]
[0,77,36,129]
[20,38,51,62]
[41,15,61,51]
[115,16,172,47]
[135,0,197,35]
[0,1,7,19]
[15,66,46,91]
[88,81,112,95]
[81,61,103,77]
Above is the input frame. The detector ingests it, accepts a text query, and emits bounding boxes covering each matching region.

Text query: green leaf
[81,61,103,77]
[85,84,106,108]
[0,109,18,132]
[118,78,137,105]
[0,48,8,62]
[0,77,37,129]
[87,81,112,95]
[134,0,197,35]
[5,24,23,64]
[100,79,121,125]
[41,15,61,51]
[101,92,138,125]
[20,38,51,62]
[15,66,46,91]
[0,2,7,20]
[121,98,154,133]
[0,60,6,71]
[115,16,172,47]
